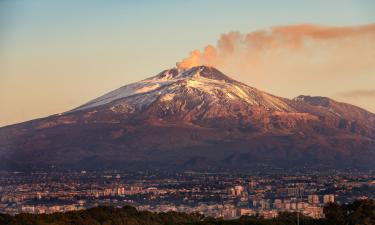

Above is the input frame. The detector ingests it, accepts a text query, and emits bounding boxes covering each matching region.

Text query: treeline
[0,200,373,225]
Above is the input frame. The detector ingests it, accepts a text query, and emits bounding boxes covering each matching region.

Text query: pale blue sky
[1,0,375,126]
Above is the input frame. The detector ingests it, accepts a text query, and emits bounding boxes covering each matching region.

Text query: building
[308,195,320,205]
[276,186,303,197]
[302,206,324,219]
[229,185,245,197]
[116,187,125,196]
[323,194,334,204]
[274,199,283,209]
[238,208,255,216]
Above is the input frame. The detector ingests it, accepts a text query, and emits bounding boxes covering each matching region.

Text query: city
[1,169,374,219]
[1,1,375,224]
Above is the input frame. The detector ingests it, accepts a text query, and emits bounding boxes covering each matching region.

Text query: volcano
[1,66,375,171]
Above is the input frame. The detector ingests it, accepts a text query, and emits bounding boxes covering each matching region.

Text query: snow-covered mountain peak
[72,66,295,113]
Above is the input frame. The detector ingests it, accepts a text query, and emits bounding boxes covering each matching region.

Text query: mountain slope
[0,66,374,171]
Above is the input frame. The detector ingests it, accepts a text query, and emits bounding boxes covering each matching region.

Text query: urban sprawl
[0,170,374,219]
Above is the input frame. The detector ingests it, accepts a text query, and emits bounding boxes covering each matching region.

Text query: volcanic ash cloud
[176,24,375,78]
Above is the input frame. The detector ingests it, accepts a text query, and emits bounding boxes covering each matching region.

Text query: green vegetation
[0,200,373,225]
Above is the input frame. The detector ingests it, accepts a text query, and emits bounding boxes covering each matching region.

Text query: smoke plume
[177,24,375,75]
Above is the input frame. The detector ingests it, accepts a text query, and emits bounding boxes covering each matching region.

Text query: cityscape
[1,1,375,224]
[1,170,374,219]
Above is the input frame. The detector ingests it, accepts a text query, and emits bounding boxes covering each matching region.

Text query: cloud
[337,89,375,98]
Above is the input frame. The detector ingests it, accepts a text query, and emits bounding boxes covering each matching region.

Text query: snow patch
[134,84,161,94]
[160,93,175,102]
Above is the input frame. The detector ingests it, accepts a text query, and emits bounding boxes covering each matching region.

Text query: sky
[1,0,375,127]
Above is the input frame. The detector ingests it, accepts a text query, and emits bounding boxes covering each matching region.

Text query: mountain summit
[74,66,294,113]
[1,66,375,171]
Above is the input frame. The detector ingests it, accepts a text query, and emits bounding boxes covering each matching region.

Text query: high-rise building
[323,194,334,204]
[117,187,125,196]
